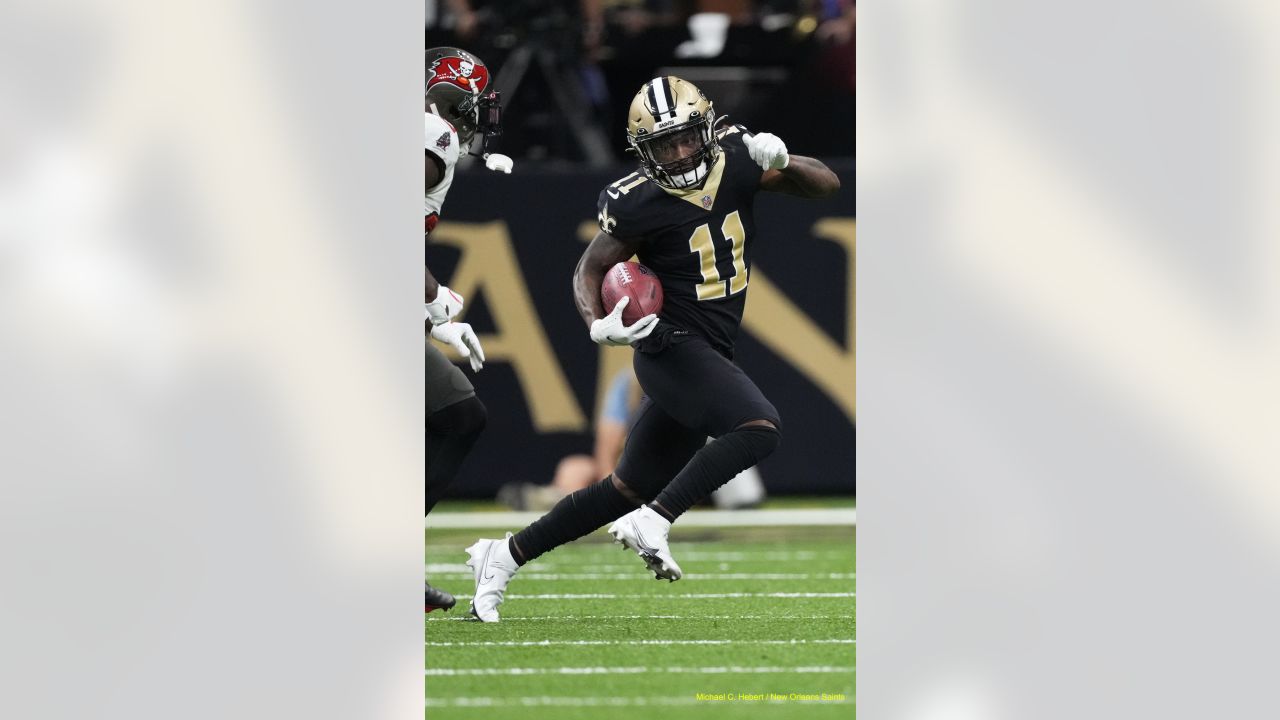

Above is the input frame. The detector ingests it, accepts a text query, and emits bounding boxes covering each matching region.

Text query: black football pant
[621,333,781,517]
[511,333,780,564]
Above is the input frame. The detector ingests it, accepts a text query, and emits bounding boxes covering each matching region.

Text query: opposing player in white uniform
[424,46,513,612]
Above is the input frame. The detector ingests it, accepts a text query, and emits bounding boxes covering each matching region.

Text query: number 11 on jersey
[688,210,748,301]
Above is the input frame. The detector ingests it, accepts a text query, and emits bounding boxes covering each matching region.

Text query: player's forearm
[426,266,440,303]
[573,256,607,328]
[779,155,841,198]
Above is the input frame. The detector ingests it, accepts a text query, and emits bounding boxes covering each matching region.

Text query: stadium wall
[427,161,855,496]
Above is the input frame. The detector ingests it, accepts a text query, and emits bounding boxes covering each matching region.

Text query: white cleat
[608,506,682,581]
[465,533,520,622]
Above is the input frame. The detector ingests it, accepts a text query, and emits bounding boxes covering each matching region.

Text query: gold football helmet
[627,76,720,189]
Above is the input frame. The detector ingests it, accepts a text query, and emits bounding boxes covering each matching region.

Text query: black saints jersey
[596,125,762,357]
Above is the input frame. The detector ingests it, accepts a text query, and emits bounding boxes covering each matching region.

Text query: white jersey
[424,111,461,229]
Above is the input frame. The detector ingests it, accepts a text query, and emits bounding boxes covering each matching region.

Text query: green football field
[425,520,856,719]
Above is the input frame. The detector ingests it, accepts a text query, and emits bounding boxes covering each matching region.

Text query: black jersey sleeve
[715,123,751,150]
[595,185,628,238]
[715,124,768,196]
[596,172,661,242]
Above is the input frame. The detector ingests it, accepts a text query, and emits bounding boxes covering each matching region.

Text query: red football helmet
[425,47,501,149]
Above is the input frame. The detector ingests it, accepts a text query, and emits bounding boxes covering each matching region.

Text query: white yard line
[424,564,474,573]
[670,550,842,561]
[426,614,854,621]
[424,695,853,707]
[424,551,851,563]
[428,564,854,575]
[503,592,855,599]
[426,638,855,647]
[426,563,840,574]
[427,508,855,529]
[426,571,856,581]
[425,665,855,676]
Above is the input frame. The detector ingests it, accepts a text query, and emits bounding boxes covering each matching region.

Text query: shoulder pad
[424,112,460,167]
[596,171,651,236]
[716,124,748,142]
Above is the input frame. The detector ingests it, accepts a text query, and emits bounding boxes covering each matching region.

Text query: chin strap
[465,146,514,173]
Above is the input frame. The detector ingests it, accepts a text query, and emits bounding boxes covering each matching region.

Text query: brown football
[601,261,664,326]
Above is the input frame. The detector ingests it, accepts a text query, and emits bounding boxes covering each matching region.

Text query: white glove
[425,285,464,325]
[743,132,790,171]
[589,296,659,347]
[484,153,514,174]
[430,321,485,372]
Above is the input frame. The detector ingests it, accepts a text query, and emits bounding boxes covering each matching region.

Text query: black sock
[651,425,781,521]
[509,475,637,566]
[425,396,487,515]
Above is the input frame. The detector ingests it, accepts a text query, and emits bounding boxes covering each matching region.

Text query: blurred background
[425,0,856,507]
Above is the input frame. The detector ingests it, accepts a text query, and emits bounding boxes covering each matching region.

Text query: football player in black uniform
[465,76,840,621]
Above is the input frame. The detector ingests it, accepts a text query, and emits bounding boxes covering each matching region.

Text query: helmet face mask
[636,125,714,189]
[627,76,720,190]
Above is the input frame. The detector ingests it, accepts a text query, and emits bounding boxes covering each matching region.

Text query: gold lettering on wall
[743,218,856,422]
[430,221,587,432]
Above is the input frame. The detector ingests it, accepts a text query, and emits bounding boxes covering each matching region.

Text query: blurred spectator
[815,0,854,94]
[604,0,686,38]
[427,0,603,60]
[427,0,853,168]
[497,365,637,510]
[427,0,616,164]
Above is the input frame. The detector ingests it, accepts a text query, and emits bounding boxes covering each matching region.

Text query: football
[601,261,664,326]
